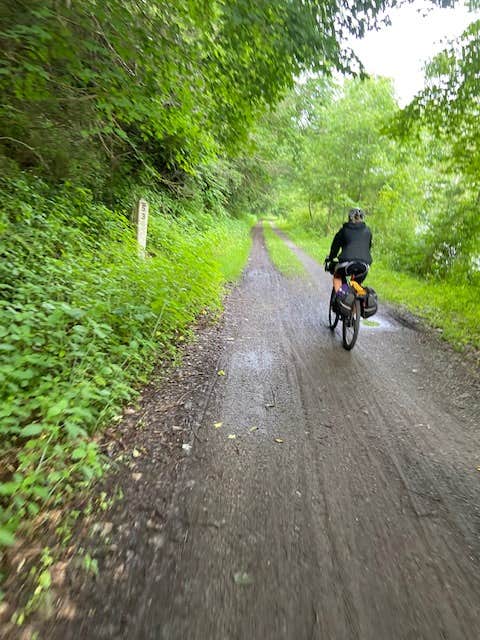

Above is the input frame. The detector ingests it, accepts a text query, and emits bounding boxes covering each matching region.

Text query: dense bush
[0,175,253,547]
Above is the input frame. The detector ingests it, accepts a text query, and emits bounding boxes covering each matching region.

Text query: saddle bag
[336,287,355,317]
[361,287,378,318]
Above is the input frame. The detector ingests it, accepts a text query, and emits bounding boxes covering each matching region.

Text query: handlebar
[324,257,338,273]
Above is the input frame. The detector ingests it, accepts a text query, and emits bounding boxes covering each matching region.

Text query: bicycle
[325,259,370,351]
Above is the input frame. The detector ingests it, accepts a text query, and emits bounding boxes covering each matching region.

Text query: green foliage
[263,223,305,277]
[241,76,406,233]
[0,0,395,190]
[277,222,330,260]
[81,552,99,577]
[0,175,252,549]
[214,217,255,281]
[227,80,335,219]
[370,261,480,350]
[10,547,54,627]
[254,74,480,286]
[398,19,480,181]
[389,19,480,282]
[299,77,399,231]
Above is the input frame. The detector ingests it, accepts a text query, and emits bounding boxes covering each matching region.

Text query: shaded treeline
[251,62,480,283]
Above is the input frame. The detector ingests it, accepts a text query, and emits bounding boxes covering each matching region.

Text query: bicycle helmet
[348,208,365,222]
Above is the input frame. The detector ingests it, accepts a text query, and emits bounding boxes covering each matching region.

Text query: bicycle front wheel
[342,299,361,350]
[328,287,339,330]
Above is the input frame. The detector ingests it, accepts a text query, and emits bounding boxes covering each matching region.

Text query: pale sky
[351,0,479,105]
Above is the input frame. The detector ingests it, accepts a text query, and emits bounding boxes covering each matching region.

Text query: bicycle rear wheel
[342,298,361,350]
[328,287,339,330]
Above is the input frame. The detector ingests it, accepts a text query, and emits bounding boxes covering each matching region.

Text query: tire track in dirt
[40,224,480,640]
[272,225,480,638]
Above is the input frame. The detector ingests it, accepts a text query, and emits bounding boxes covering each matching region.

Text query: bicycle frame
[326,260,368,351]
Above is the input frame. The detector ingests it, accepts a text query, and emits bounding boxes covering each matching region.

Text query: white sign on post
[135,198,149,258]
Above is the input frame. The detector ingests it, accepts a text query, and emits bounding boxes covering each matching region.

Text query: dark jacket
[328,221,372,264]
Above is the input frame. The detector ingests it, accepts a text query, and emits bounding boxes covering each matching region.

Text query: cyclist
[326,208,372,302]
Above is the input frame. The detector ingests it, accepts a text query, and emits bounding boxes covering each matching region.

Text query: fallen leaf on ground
[227,434,237,440]
[182,443,192,453]
[249,426,258,432]
[214,422,223,429]
[274,438,284,444]
[92,521,113,537]
[132,448,141,458]
[233,571,254,586]
[150,534,165,550]
[217,370,226,376]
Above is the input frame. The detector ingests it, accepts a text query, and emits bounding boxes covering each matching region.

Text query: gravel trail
[40,224,480,640]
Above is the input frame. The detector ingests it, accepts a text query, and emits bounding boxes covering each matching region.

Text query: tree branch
[0,137,47,167]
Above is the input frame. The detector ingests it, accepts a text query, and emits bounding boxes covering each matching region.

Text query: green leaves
[388,19,480,280]
[46,399,69,421]
[0,527,15,547]
[20,424,44,438]
[0,0,402,185]
[0,482,20,497]
[71,447,87,461]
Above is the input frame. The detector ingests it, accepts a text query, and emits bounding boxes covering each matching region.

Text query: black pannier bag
[337,287,355,317]
[361,287,378,318]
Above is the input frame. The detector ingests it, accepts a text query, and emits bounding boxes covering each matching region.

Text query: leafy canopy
[0,0,402,187]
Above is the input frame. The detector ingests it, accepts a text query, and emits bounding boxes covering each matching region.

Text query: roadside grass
[214,215,255,282]
[279,221,480,351]
[277,224,330,265]
[362,319,381,327]
[263,222,305,278]
[368,264,480,350]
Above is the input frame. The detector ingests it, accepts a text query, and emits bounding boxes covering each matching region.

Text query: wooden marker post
[135,198,149,258]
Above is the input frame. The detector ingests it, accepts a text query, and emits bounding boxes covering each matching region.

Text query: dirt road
[42,225,480,640]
